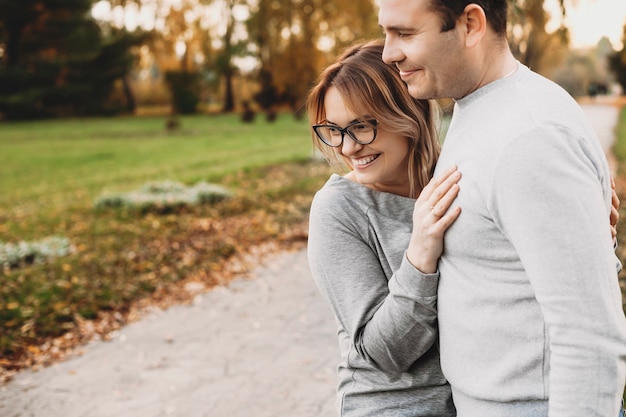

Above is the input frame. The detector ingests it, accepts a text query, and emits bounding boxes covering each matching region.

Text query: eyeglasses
[312,119,378,147]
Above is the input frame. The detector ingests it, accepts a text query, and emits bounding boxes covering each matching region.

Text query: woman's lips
[353,154,380,167]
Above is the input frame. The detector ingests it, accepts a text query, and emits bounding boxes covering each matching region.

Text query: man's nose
[382,37,400,65]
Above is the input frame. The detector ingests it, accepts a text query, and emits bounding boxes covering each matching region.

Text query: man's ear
[460,4,487,47]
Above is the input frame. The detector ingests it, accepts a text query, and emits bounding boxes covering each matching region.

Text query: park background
[1,0,626,384]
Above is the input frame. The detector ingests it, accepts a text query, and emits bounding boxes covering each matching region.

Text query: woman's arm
[307,169,461,374]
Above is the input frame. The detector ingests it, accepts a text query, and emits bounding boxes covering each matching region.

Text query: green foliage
[244,0,380,115]
[253,69,279,110]
[609,54,626,94]
[507,0,570,76]
[608,25,626,94]
[0,0,146,119]
[94,180,232,213]
[612,107,626,165]
[164,71,201,114]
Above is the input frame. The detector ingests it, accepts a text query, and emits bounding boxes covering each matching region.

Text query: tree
[245,0,379,116]
[0,0,143,119]
[217,0,240,113]
[552,52,598,96]
[507,0,570,76]
[67,0,581,116]
[156,0,211,114]
[609,24,626,94]
[148,0,247,114]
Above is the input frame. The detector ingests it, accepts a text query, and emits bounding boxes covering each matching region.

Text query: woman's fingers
[407,166,462,273]
[610,178,619,240]
[429,187,461,234]
[421,165,459,199]
[431,183,460,218]
[422,165,461,219]
[611,187,619,226]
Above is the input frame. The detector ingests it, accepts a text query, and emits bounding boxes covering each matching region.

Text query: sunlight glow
[546,0,626,49]
[91,1,110,21]
[317,35,335,52]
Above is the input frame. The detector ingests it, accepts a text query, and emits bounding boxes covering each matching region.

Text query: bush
[0,237,72,269]
[94,180,232,213]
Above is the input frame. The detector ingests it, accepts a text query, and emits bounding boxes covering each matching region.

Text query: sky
[546,0,626,49]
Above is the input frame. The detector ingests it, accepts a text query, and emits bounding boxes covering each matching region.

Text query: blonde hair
[306,39,441,198]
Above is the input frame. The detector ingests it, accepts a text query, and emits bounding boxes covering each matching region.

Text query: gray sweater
[435,63,626,417]
[308,174,454,416]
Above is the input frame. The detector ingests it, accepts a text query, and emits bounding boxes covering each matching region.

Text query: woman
[306,39,621,417]
[306,39,459,417]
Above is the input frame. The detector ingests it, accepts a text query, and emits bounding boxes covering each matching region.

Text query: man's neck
[472,49,518,94]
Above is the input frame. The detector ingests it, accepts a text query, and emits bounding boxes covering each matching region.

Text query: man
[378,0,626,416]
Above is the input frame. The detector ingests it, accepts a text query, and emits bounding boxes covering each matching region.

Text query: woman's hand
[406,166,462,274]
[611,175,620,241]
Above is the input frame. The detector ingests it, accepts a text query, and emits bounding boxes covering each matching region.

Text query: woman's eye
[352,122,374,132]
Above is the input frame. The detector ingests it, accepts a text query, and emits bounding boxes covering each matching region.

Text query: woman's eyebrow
[325,118,370,126]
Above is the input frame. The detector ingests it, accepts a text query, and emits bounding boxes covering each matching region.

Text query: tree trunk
[122,76,136,113]
[222,69,235,112]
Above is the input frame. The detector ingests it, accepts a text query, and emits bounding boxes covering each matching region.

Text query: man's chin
[407,84,430,100]
[407,80,443,100]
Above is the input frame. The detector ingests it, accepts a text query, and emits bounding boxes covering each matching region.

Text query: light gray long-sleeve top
[308,174,455,417]
[435,63,626,417]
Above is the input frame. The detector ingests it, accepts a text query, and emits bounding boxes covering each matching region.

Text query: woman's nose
[340,135,363,156]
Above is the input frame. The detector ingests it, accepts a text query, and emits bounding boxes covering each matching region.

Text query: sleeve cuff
[389,251,439,297]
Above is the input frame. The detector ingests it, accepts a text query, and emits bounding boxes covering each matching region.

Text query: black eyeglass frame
[312,119,378,147]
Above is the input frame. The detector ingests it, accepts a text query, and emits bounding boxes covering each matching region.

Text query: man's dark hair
[429,0,508,35]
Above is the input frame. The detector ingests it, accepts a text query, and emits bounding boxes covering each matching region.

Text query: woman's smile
[353,153,381,167]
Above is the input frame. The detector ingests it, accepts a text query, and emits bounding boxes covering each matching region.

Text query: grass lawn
[0,113,335,375]
[0,113,316,240]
